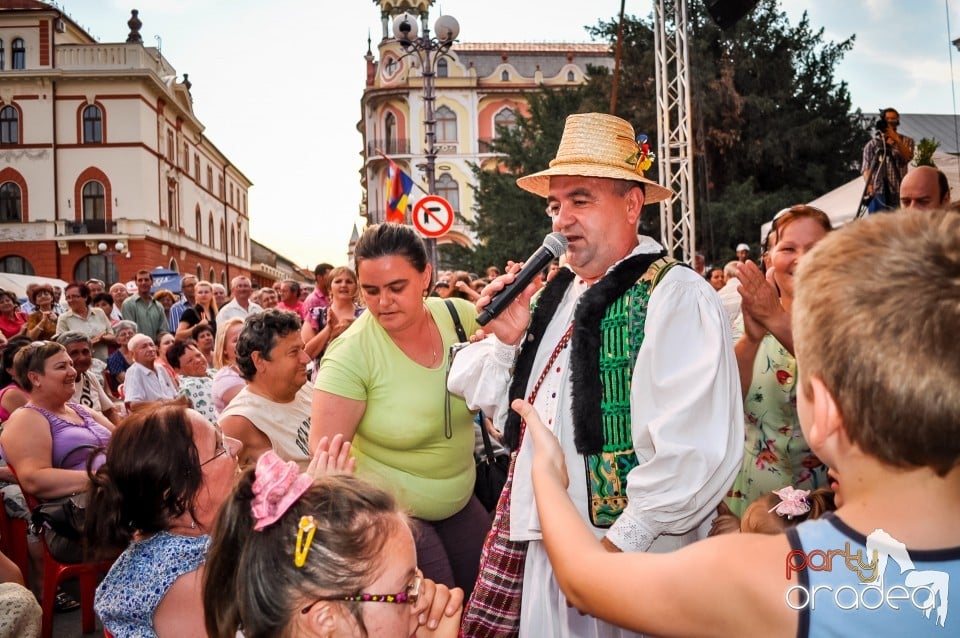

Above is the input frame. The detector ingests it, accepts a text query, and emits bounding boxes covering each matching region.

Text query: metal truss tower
[653,0,696,262]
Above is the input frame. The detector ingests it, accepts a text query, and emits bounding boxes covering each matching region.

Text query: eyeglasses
[300,570,422,615]
[200,427,227,467]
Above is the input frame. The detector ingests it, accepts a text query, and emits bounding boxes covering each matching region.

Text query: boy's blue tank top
[786,513,960,637]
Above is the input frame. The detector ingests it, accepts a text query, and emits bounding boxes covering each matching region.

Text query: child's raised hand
[307,433,356,479]
[511,399,568,488]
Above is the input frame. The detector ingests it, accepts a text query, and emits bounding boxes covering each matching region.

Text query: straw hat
[516,113,673,204]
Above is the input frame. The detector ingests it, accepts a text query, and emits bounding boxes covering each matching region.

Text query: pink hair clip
[768,486,811,519]
[251,451,314,531]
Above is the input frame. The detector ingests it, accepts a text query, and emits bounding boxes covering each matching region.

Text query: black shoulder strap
[443,299,468,343]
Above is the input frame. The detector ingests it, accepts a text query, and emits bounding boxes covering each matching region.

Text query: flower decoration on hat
[619,133,656,176]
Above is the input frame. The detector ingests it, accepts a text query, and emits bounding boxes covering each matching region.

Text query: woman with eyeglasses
[56,281,116,365]
[203,452,463,638]
[715,205,833,530]
[86,399,242,637]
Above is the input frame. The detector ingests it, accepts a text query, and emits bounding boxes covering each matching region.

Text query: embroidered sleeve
[447,335,518,429]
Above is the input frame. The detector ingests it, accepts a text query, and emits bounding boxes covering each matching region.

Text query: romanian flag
[384,156,414,224]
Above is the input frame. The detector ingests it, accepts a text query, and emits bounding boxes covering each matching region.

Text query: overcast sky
[67,0,960,268]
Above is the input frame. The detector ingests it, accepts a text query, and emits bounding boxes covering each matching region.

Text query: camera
[874,114,889,133]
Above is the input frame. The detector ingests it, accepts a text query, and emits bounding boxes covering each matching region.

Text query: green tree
[587,0,867,260]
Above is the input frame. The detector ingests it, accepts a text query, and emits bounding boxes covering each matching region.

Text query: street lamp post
[97,240,127,286]
[392,11,460,272]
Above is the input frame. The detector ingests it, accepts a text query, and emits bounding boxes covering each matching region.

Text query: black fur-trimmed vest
[503,252,679,527]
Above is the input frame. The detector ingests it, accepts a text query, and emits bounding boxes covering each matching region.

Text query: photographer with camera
[861,107,914,213]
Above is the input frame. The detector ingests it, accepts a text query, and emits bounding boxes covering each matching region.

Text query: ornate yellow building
[362,0,612,248]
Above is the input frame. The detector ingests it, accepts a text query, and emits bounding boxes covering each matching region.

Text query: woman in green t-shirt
[311,223,489,598]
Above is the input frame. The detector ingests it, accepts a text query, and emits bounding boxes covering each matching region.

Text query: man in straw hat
[449,113,743,637]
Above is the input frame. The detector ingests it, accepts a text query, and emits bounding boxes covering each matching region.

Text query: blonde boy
[524,210,960,636]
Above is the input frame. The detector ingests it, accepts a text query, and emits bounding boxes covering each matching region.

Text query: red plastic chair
[8,465,114,638]
[0,496,31,587]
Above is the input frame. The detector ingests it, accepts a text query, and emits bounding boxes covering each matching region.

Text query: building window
[206,166,213,191]
[437,58,448,78]
[195,208,202,239]
[167,131,175,163]
[0,255,34,275]
[500,70,509,81]
[12,38,25,70]
[196,264,203,279]
[494,107,517,138]
[567,70,576,82]
[194,154,200,181]
[169,258,178,272]
[230,227,236,255]
[0,39,4,70]
[73,255,117,286]
[183,143,190,171]
[208,214,214,248]
[218,175,224,198]
[167,185,176,228]
[436,173,459,212]
[0,106,19,145]
[0,182,22,222]
[83,105,102,143]
[81,181,106,233]
[209,267,215,282]
[435,105,457,143]
[385,112,398,154]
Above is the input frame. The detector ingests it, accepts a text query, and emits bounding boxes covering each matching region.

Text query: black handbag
[474,421,510,512]
[442,300,510,512]
[31,492,87,564]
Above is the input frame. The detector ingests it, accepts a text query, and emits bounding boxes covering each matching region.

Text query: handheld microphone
[476,232,568,326]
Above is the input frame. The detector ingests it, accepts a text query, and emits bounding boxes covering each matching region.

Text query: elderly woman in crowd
[25,285,60,342]
[0,291,26,341]
[124,334,177,409]
[312,223,487,597]
[258,287,278,309]
[87,400,242,636]
[0,341,114,566]
[166,340,216,424]
[156,331,179,389]
[105,320,137,395]
[91,293,119,327]
[56,281,115,365]
[211,317,245,416]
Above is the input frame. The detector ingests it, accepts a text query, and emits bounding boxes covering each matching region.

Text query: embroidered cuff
[493,336,521,367]
[605,511,660,553]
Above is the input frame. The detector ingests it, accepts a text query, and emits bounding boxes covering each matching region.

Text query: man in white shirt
[448,113,743,638]
[717,259,743,331]
[216,276,262,323]
[124,333,177,410]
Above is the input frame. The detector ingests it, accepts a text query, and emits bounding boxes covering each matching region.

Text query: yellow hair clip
[294,515,317,568]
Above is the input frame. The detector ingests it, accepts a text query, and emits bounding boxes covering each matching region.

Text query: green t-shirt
[315,296,478,521]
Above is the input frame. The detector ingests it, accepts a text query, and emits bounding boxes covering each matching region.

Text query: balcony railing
[367,139,411,156]
[60,219,116,235]
[56,44,175,77]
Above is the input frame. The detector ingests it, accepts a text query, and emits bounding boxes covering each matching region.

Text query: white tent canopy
[0,273,68,302]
